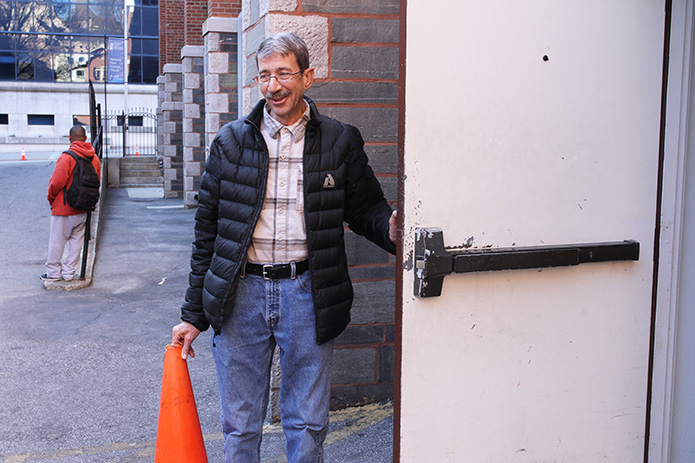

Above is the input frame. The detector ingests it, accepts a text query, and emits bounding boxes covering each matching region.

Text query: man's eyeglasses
[254,71,302,84]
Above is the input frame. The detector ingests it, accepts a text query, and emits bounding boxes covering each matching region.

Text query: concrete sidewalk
[0,172,393,462]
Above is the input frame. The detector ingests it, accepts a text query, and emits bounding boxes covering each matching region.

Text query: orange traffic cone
[154,345,208,463]
[21,147,26,161]
[135,145,140,157]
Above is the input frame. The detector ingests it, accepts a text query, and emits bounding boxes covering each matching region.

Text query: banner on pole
[107,38,125,83]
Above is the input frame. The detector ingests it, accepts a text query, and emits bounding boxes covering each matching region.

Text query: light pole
[123,0,134,155]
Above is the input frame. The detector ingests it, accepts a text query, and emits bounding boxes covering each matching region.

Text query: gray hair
[256,33,310,72]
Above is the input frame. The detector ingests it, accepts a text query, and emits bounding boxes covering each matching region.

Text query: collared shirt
[246,101,311,264]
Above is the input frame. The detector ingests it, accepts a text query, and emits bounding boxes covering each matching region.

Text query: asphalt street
[0,148,393,463]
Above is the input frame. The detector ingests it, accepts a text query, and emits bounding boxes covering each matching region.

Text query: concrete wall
[0,81,157,142]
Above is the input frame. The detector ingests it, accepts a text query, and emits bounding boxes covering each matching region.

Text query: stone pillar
[181,46,206,208]
[158,63,184,198]
[203,17,239,161]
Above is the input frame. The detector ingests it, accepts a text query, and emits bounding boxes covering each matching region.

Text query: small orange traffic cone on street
[135,145,140,157]
[20,147,26,161]
[154,345,208,463]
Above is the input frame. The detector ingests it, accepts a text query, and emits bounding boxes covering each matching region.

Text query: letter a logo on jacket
[323,173,335,189]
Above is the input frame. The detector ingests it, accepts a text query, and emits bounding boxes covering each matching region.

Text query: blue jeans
[211,270,334,463]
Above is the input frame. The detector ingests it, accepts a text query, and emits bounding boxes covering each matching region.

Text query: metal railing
[103,108,158,158]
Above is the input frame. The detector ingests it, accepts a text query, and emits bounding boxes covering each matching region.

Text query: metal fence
[103,108,158,158]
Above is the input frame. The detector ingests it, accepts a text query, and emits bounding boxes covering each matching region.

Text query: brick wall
[304,0,399,410]
[159,0,217,68]
[242,0,400,409]
[208,0,242,17]
[159,0,185,73]
[184,0,207,47]
[158,0,399,410]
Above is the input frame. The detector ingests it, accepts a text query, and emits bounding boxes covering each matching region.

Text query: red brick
[160,0,241,71]
[159,0,185,72]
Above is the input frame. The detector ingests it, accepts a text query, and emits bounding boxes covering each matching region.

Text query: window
[0,0,158,84]
[16,52,33,80]
[0,114,8,124]
[35,52,53,81]
[116,115,143,126]
[72,114,90,126]
[128,116,143,126]
[28,114,55,125]
[0,51,14,80]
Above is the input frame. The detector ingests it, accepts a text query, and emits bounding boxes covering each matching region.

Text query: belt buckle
[262,264,273,280]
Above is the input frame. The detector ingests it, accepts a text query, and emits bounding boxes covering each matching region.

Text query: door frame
[393,1,694,462]
[393,0,407,459]
[648,0,695,461]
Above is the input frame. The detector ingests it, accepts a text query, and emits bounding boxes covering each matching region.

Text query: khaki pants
[45,213,87,280]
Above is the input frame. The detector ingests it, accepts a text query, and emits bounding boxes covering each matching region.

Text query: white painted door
[399,1,665,461]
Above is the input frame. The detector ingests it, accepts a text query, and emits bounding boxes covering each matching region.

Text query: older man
[173,32,397,462]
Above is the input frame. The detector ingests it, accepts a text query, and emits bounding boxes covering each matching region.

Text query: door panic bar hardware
[414,228,640,298]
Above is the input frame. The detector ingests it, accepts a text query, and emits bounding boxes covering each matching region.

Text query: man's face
[257,53,314,126]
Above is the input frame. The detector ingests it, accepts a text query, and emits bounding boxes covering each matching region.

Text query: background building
[0,0,159,149]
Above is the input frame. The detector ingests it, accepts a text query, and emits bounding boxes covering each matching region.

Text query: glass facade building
[0,0,159,84]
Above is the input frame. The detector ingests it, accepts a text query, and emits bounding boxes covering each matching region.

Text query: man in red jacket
[42,125,101,282]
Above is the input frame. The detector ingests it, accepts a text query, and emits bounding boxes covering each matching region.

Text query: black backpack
[63,150,100,211]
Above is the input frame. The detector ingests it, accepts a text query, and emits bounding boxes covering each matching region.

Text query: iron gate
[103,108,158,157]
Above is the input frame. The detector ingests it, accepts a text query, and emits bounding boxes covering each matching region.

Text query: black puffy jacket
[181,98,396,344]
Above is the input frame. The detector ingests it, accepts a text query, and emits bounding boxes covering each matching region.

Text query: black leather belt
[244,260,309,280]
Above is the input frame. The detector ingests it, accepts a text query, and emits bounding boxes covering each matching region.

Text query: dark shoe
[40,274,60,282]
